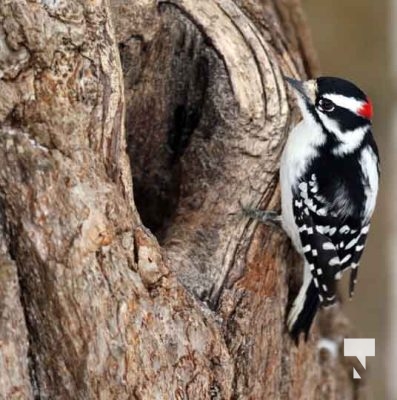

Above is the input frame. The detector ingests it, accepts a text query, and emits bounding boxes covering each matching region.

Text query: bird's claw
[242,205,282,227]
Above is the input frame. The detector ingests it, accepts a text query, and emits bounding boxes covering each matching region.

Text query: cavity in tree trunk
[0,0,367,399]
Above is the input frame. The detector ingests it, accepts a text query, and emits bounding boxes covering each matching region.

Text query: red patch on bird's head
[358,97,373,120]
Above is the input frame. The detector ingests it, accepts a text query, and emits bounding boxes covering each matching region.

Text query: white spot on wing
[361,225,370,234]
[295,200,303,208]
[299,182,308,192]
[298,224,307,232]
[341,254,352,264]
[329,257,339,266]
[329,227,337,236]
[340,225,350,234]
[345,236,361,250]
[305,198,315,209]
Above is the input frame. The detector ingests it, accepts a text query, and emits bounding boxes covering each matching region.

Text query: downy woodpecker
[258,76,380,342]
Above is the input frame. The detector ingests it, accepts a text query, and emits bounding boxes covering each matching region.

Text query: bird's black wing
[333,224,370,297]
[293,175,370,303]
[293,180,341,306]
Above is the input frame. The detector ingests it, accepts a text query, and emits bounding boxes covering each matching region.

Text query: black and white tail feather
[279,76,380,343]
[288,278,319,343]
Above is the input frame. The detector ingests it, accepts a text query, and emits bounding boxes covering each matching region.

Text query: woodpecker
[282,76,380,341]
[247,76,380,342]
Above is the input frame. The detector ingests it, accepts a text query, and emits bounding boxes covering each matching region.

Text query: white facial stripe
[323,94,365,114]
[333,126,369,155]
[318,112,369,155]
[317,113,340,135]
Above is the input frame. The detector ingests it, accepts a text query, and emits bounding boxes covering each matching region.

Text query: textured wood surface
[0,0,365,398]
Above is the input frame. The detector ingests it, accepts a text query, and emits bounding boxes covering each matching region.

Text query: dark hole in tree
[125,19,210,239]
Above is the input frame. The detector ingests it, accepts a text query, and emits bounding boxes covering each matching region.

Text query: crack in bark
[0,201,36,399]
[6,216,47,399]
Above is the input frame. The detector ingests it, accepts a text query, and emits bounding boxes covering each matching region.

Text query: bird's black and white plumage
[281,76,380,342]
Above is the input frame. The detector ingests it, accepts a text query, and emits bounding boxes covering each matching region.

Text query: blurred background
[303,0,393,398]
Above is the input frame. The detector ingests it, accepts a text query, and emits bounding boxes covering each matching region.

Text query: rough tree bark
[0,0,367,399]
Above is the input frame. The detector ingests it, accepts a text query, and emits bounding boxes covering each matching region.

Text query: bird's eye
[318,98,335,112]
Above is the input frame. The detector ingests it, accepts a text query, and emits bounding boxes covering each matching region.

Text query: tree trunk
[0,0,367,399]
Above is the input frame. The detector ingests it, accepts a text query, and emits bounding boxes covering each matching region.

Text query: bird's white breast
[280,119,326,252]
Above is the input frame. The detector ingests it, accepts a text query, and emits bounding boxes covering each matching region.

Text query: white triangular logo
[353,367,361,379]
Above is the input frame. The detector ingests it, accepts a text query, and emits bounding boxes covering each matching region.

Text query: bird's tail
[287,279,319,344]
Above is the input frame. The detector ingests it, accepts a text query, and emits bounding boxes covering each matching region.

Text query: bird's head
[285,76,373,154]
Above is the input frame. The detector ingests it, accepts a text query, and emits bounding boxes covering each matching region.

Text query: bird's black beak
[285,77,306,97]
[284,76,316,105]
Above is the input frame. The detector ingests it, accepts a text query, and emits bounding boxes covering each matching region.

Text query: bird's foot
[242,206,282,228]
